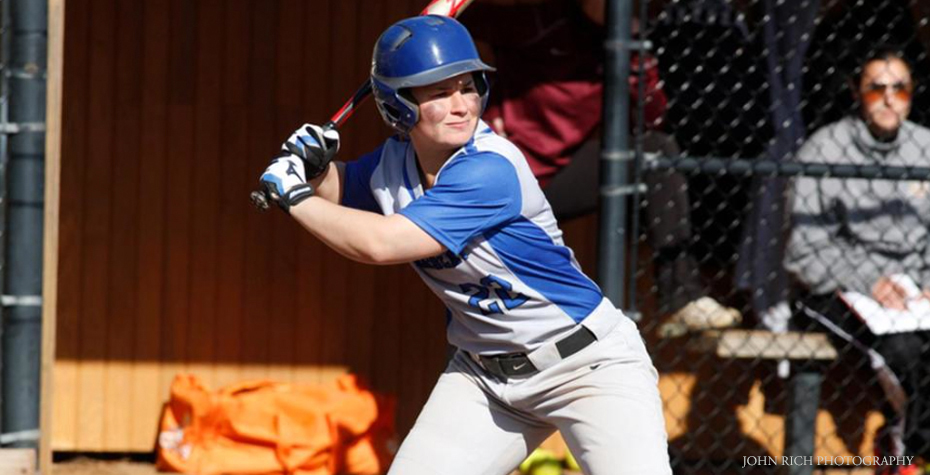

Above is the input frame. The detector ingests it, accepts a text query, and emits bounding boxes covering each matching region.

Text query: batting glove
[259,153,315,212]
[282,123,340,179]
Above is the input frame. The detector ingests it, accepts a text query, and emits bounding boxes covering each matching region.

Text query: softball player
[259,15,671,475]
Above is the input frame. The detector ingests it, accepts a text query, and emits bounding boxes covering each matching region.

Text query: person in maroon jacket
[461,0,740,336]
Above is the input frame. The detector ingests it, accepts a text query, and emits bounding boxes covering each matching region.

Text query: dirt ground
[53,456,160,475]
[49,456,880,475]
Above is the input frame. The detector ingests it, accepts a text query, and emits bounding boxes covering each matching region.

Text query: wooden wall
[53,0,497,451]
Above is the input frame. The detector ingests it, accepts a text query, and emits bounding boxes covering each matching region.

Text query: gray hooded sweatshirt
[785,116,930,295]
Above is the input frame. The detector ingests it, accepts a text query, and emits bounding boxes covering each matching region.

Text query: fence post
[598,0,632,309]
[1,0,48,453]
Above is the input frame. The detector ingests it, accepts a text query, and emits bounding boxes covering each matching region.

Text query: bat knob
[250,190,271,211]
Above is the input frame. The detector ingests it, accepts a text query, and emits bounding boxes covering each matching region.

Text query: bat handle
[250,189,271,211]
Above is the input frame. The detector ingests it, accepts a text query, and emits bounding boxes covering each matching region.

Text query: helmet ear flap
[372,79,421,135]
[473,71,492,117]
[398,89,418,107]
[472,71,490,97]
[395,89,420,132]
[377,101,402,125]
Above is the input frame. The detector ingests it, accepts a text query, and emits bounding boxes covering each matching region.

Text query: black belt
[476,326,598,379]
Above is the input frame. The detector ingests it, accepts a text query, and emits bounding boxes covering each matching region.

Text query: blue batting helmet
[371,15,495,134]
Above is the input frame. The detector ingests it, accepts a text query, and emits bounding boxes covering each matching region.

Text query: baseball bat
[251,0,477,211]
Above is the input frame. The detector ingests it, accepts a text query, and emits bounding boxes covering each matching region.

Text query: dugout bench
[686,329,838,475]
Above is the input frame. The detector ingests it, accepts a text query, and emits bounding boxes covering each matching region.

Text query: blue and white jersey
[342,120,620,355]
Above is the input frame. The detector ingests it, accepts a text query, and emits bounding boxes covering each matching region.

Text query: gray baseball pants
[387,317,672,475]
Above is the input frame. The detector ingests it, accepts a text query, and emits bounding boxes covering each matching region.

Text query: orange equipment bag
[156,374,396,475]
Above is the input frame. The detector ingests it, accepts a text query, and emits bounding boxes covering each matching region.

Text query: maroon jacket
[463,1,666,186]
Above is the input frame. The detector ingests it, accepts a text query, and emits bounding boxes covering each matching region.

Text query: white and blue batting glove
[282,123,340,179]
[259,153,315,212]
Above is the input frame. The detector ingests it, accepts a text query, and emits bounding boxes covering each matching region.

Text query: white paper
[841,274,930,335]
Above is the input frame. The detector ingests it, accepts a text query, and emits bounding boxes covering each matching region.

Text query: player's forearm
[289,197,387,263]
[289,197,443,265]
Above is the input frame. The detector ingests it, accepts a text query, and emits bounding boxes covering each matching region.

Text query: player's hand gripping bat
[250,0,476,211]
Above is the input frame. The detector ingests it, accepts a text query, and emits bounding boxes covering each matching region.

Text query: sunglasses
[862,81,913,102]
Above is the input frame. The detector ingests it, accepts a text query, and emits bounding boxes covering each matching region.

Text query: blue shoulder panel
[400,152,521,254]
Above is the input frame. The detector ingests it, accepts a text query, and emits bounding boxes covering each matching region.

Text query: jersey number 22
[460,275,528,315]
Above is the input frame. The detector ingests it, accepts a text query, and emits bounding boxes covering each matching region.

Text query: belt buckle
[496,353,536,376]
[473,352,536,378]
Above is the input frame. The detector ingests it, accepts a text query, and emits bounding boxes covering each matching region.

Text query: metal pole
[1,0,46,449]
[625,0,650,319]
[643,154,930,180]
[598,0,631,308]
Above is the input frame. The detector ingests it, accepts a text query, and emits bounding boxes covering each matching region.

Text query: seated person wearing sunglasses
[785,48,930,463]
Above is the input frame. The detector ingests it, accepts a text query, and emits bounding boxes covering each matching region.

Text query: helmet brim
[373,59,495,90]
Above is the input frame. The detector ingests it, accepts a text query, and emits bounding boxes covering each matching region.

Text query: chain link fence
[628,0,930,473]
